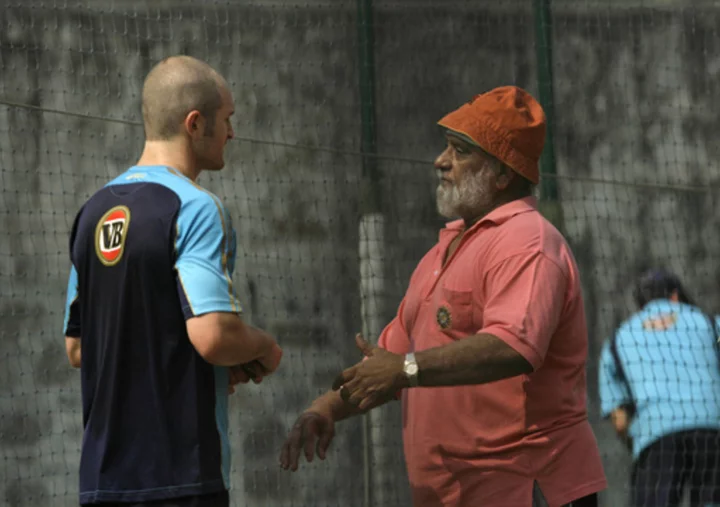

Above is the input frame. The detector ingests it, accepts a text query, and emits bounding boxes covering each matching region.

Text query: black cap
[634,268,694,309]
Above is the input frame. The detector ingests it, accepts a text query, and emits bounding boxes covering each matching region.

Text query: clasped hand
[228,342,283,394]
[332,334,407,411]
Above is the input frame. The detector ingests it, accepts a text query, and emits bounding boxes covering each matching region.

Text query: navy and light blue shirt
[599,299,720,459]
[63,165,241,504]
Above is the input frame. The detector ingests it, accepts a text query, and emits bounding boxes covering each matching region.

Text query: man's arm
[278,382,394,472]
[414,332,532,387]
[176,197,281,370]
[598,339,632,436]
[63,263,82,368]
[279,308,410,471]
[610,407,630,436]
[410,251,563,387]
[186,311,278,367]
[335,332,530,409]
[308,386,392,422]
[65,337,81,368]
[311,308,412,421]
[333,252,568,409]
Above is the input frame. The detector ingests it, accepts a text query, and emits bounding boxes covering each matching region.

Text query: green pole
[533,0,563,230]
[357,0,381,214]
[356,3,380,507]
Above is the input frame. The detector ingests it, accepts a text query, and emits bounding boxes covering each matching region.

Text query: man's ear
[183,110,203,137]
[495,164,513,190]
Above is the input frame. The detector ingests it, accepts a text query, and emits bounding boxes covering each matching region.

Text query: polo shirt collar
[443,196,538,233]
[642,299,683,313]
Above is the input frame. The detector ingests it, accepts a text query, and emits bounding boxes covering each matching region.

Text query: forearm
[610,407,630,436]
[188,313,275,366]
[415,332,533,387]
[235,326,279,374]
[219,323,275,366]
[71,348,81,367]
[309,389,391,422]
[65,336,81,368]
[246,326,275,356]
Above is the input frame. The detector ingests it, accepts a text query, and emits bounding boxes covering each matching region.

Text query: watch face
[406,363,418,375]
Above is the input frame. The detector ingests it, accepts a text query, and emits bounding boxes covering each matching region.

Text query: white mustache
[437,173,451,184]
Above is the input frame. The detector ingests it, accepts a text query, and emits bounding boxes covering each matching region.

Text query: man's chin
[436,200,459,219]
[203,161,225,171]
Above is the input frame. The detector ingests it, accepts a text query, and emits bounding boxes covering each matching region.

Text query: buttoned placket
[423,223,483,301]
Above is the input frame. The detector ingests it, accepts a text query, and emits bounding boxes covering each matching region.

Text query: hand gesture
[259,342,283,374]
[279,410,335,471]
[332,334,406,411]
[228,361,266,394]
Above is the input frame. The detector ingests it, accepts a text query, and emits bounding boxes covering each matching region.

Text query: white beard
[436,169,493,219]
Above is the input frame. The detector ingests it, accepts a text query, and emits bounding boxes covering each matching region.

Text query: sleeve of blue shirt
[63,265,81,337]
[598,339,631,418]
[175,195,242,319]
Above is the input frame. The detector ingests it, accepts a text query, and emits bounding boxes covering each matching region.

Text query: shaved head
[141,55,227,140]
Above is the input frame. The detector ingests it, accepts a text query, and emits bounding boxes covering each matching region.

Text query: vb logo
[94,206,131,266]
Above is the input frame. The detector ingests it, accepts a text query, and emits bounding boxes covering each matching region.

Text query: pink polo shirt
[378,197,606,507]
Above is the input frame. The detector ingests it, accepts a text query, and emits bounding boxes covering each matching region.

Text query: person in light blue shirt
[599,268,720,507]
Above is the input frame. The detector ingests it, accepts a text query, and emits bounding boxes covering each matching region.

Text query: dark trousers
[532,481,598,507]
[632,429,720,507]
[562,493,598,507]
[88,490,229,507]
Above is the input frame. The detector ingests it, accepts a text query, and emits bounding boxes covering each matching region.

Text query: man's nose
[434,147,451,171]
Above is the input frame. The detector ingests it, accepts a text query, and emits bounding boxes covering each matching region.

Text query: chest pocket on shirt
[437,287,475,333]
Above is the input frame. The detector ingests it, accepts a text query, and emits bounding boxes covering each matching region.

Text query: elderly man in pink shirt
[279,86,607,507]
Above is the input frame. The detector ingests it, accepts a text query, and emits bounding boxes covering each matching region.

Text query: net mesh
[2,1,720,506]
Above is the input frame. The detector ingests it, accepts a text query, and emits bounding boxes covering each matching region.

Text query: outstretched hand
[279,410,335,471]
[279,334,404,471]
[331,334,407,411]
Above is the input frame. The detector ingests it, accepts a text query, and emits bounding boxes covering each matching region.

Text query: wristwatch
[403,352,419,387]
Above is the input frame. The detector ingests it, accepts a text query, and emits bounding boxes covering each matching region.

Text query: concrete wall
[1,1,719,506]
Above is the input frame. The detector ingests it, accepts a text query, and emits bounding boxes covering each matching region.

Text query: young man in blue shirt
[63,55,283,507]
[599,268,720,507]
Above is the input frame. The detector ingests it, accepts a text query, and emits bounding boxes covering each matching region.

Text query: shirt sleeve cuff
[182,300,243,319]
[480,325,543,371]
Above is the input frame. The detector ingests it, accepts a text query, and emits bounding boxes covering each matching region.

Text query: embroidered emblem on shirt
[642,312,677,331]
[437,306,452,329]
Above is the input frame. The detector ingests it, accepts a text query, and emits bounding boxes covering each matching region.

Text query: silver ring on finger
[340,384,350,402]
